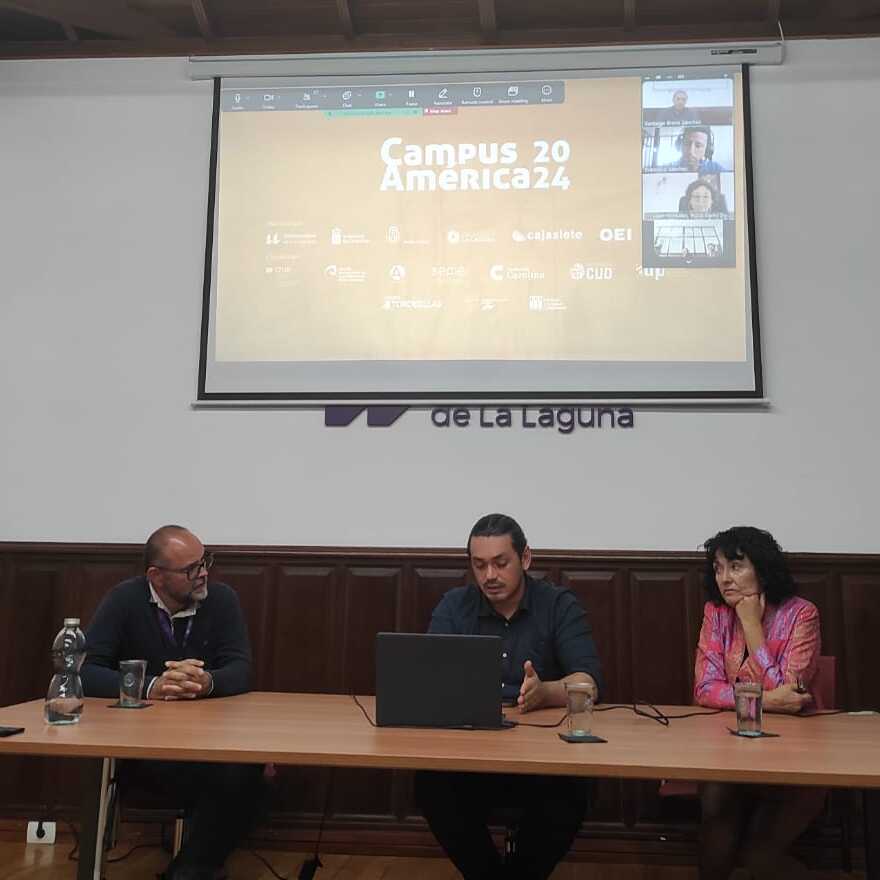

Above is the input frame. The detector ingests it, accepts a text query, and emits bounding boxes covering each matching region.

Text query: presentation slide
[201,66,758,400]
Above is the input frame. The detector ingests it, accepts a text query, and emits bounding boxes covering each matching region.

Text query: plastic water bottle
[44,618,86,725]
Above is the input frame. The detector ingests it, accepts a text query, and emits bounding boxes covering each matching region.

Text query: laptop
[375,632,507,729]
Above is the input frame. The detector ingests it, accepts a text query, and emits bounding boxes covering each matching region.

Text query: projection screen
[198,60,761,402]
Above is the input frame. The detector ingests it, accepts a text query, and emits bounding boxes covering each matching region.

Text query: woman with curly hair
[695,526,825,880]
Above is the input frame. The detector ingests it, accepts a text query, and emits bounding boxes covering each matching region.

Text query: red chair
[810,655,836,711]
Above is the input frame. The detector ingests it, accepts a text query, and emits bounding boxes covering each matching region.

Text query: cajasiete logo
[512,227,583,242]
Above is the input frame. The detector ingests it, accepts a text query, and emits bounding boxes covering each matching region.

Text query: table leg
[77,757,113,880]
[866,789,880,880]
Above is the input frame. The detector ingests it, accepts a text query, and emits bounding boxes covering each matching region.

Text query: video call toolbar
[221,82,565,112]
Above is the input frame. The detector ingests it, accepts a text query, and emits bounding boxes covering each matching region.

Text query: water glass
[119,659,148,707]
[565,681,596,738]
[734,681,763,736]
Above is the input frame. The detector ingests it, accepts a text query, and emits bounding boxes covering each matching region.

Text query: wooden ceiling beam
[477,0,497,38]
[832,0,880,19]
[623,0,637,32]
[336,0,355,39]
[191,0,214,40]
[6,15,880,60]
[496,21,779,45]
[0,0,177,39]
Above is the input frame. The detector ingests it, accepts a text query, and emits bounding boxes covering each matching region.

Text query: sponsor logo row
[320,264,616,283]
[266,226,633,247]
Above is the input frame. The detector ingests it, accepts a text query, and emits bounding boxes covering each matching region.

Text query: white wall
[1,43,878,552]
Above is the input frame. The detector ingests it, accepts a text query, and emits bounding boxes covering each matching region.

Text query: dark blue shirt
[428,575,603,703]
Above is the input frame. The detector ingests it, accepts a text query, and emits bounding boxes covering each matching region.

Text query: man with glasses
[82,525,262,880]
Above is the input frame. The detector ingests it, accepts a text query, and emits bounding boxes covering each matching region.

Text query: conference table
[1,693,878,879]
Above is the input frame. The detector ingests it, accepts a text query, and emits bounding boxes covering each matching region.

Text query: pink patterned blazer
[693,596,820,709]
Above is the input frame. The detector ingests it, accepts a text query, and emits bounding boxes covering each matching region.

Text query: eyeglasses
[152,552,214,580]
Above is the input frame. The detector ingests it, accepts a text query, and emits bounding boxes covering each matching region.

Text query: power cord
[248,848,289,879]
[352,693,376,726]
[66,818,168,864]
[107,842,157,863]
[509,712,568,728]
[296,766,335,879]
[66,820,79,862]
[595,702,723,726]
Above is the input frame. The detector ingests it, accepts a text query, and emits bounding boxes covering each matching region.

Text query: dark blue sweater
[81,576,252,699]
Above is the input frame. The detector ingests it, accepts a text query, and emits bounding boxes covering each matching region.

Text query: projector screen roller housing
[199,62,761,402]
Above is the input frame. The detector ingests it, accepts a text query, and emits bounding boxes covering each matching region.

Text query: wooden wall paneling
[526,566,550,584]
[534,561,561,586]
[412,566,469,633]
[78,559,143,630]
[840,572,880,711]
[4,560,67,705]
[559,569,628,702]
[266,765,337,823]
[683,565,706,698]
[388,561,420,823]
[791,568,837,644]
[211,560,276,691]
[394,562,417,634]
[340,565,401,696]
[628,569,693,706]
[658,568,699,846]
[268,563,342,818]
[334,566,402,819]
[559,568,629,829]
[0,561,66,813]
[270,565,338,693]
[0,553,10,709]
[627,567,694,828]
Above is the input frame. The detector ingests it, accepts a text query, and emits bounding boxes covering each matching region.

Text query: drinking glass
[119,660,148,707]
[565,681,596,738]
[734,681,763,736]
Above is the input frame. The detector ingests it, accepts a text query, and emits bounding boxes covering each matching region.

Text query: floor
[0,840,865,879]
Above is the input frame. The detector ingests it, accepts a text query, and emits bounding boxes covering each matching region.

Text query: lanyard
[154,605,194,650]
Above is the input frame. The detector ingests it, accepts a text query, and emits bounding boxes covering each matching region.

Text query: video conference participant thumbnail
[681,176,728,215]
[641,76,734,126]
[667,88,701,122]
[667,126,726,173]
[642,171,733,217]
[415,513,602,880]
[646,217,728,265]
[641,124,732,176]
